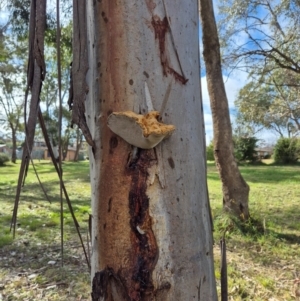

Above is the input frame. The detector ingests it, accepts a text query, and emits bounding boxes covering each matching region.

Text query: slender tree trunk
[199,0,250,220]
[11,125,17,163]
[62,138,69,161]
[81,0,217,300]
[73,128,82,161]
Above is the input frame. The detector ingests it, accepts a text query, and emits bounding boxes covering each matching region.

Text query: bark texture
[84,0,217,300]
[199,0,250,220]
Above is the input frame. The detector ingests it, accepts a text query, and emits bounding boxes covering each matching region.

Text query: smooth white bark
[85,0,217,300]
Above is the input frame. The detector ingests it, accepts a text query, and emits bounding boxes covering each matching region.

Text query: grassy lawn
[209,160,300,300]
[0,160,299,300]
[0,161,91,301]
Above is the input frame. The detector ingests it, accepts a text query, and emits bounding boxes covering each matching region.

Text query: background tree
[218,0,300,76]
[233,136,258,162]
[0,153,10,166]
[7,0,76,156]
[0,24,26,163]
[206,141,215,161]
[273,137,300,164]
[218,0,300,140]
[200,0,250,220]
[235,70,300,138]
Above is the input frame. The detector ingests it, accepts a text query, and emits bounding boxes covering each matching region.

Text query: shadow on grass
[0,204,89,247]
[0,213,90,281]
[0,177,90,203]
[240,168,300,184]
[232,216,300,244]
[214,203,300,242]
[0,164,18,168]
[266,230,300,244]
[2,160,90,182]
[207,162,300,184]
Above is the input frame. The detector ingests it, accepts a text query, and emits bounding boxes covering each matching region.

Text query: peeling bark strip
[151,16,188,84]
[127,148,158,300]
[70,0,95,150]
[12,0,47,237]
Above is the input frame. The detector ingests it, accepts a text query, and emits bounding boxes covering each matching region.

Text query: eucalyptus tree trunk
[81,0,217,300]
[199,0,250,220]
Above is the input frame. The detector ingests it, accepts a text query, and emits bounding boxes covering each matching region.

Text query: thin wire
[38,108,90,269]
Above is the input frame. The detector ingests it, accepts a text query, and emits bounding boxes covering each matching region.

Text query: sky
[200,72,278,146]
[201,73,245,144]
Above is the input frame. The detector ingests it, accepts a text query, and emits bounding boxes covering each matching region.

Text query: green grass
[1,159,299,300]
[208,160,300,300]
[0,160,91,300]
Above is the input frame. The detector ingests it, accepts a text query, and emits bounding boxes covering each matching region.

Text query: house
[14,139,86,161]
[43,146,84,161]
[0,144,10,154]
[255,147,274,159]
[34,140,47,148]
[64,147,77,161]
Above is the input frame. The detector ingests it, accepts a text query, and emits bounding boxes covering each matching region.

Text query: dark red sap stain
[127,149,158,300]
[151,15,188,84]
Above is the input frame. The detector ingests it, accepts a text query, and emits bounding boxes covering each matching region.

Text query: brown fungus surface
[107,111,175,149]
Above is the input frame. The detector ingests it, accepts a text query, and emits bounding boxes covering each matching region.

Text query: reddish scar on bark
[151,15,188,84]
[126,148,159,300]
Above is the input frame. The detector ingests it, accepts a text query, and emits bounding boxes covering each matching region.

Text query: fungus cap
[107,111,175,149]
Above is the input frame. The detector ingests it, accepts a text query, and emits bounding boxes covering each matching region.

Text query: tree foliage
[233,136,258,162]
[273,137,300,164]
[7,0,72,39]
[235,69,300,137]
[3,1,78,159]
[0,153,10,166]
[0,23,26,163]
[219,0,300,138]
[206,140,215,161]
[218,0,300,76]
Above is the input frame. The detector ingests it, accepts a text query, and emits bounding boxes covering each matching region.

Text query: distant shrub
[233,136,258,162]
[206,141,215,161]
[0,153,10,166]
[263,153,271,159]
[273,138,300,164]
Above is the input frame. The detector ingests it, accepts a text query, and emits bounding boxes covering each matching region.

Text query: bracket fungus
[107,111,175,149]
